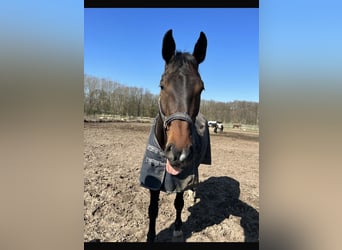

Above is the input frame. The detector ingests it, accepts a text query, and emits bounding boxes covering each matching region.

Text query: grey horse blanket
[139,113,211,193]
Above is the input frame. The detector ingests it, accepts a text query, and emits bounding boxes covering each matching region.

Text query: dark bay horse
[139,29,211,242]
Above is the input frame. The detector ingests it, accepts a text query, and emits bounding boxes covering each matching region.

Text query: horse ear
[192,32,207,64]
[162,29,176,64]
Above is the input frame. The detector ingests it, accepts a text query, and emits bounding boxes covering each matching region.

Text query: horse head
[157,29,207,175]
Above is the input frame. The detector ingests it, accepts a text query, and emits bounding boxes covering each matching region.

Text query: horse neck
[155,114,166,150]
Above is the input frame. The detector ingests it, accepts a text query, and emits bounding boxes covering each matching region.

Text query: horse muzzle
[164,143,193,175]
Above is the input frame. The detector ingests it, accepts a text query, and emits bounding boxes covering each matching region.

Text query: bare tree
[83,74,259,125]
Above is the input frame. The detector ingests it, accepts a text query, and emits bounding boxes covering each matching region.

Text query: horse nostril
[166,144,193,163]
[165,144,176,161]
[165,144,173,153]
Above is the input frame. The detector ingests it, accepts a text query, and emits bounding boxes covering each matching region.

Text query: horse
[208,121,224,133]
[233,124,241,129]
[139,29,211,242]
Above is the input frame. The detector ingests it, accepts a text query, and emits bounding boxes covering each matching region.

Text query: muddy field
[84,121,259,242]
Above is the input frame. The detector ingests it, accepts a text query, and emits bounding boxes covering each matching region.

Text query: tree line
[84,74,259,125]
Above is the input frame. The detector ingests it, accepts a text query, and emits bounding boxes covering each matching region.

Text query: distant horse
[208,121,224,133]
[139,29,211,242]
[214,123,224,133]
[233,124,242,129]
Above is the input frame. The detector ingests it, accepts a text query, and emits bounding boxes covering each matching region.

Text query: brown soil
[84,122,259,242]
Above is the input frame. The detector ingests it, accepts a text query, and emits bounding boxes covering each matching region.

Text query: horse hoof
[172,230,184,242]
[173,229,183,237]
[186,189,199,204]
[147,237,155,243]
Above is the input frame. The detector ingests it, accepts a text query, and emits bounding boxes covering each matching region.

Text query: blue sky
[84,8,259,103]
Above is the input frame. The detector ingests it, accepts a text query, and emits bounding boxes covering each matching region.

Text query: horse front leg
[173,191,184,240]
[147,189,160,242]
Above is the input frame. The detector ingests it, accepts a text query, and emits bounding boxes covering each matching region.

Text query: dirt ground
[84,121,259,242]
